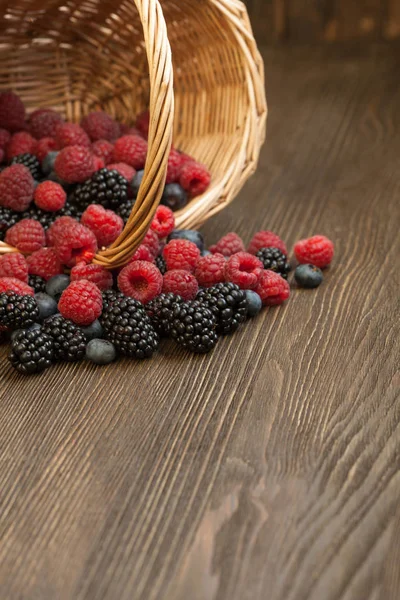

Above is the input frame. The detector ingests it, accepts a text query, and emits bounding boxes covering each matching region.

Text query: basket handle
[93,0,174,269]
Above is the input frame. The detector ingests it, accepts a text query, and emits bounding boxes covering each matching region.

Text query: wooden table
[0,45,399,600]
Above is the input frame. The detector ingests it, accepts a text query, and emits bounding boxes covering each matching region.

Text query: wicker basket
[0,0,267,269]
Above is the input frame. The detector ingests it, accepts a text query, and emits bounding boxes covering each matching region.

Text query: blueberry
[45,274,70,301]
[11,322,41,342]
[41,151,59,176]
[86,339,117,365]
[35,293,58,321]
[81,319,104,341]
[168,229,205,252]
[245,290,262,318]
[294,264,323,289]
[130,170,144,197]
[161,184,188,211]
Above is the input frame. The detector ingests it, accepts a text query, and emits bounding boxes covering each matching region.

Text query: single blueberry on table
[245,290,262,318]
[81,319,104,341]
[294,264,323,289]
[86,339,117,365]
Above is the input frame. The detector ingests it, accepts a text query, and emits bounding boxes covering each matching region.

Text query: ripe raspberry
[54,222,98,267]
[6,132,37,161]
[54,146,95,183]
[46,216,77,246]
[81,111,120,142]
[92,155,105,170]
[248,230,288,256]
[194,253,226,287]
[55,123,90,148]
[180,161,211,197]
[81,204,124,248]
[151,205,175,238]
[0,164,34,212]
[0,148,4,163]
[210,232,245,257]
[70,262,113,291]
[106,162,135,181]
[129,244,155,264]
[0,277,34,296]
[5,219,45,253]
[34,137,58,162]
[294,235,334,268]
[142,229,160,258]
[135,110,150,138]
[58,280,103,326]
[118,261,163,304]
[29,109,63,138]
[112,135,148,170]
[166,148,182,184]
[91,139,114,164]
[34,181,66,212]
[225,252,263,289]
[0,129,11,150]
[0,92,26,132]
[162,270,198,301]
[163,239,200,273]
[255,270,290,306]
[26,247,63,280]
[0,253,28,282]
[179,152,195,167]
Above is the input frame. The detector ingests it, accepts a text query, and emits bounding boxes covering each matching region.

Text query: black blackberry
[256,247,291,279]
[102,289,125,311]
[155,255,167,275]
[28,275,47,294]
[21,204,57,230]
[146,293,184,336]
[9,328,54,375]
[42,314,86,362]
[0,206,19,241]
[101,297,159,359]
[0,292,39,329]
[11,153,42,180]
[170,301,218,354]
[197,282,247,335]
[58,198,83,220]
[117,199,135,224]
[72,168,128,210]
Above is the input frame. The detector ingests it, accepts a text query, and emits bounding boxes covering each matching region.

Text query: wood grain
[0,44,400,600]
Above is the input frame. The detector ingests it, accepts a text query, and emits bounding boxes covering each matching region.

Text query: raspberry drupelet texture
[34,137,58,163]
[92,156,105,171]
[0,164,35,212]
[210,232,245,257]
[81,204,124,248]
[0,277,34,296]
[255,270,290,306]
[81,112,120,142]
[162,270,199,301]
[29,109,63,139]
[5,219,46,254]
[54,146,95,183]
[248,230,288,256]
[55,123,90,148]
[179,161,211,197]
[46,216,77,246]
[91,139,114,164]
[294,235,334,268]
[58,280,103,326]
[166,148,183,184]
[118,261,163,304]
[225,252,263,289]
[70,263,113,291]
[194,253,227,288]
[112,135,148,170]
[163,239,200,273]
[0,253,28,282]
[130,244,155,264]
[0,128,11,150]
[6,132,37,161]
[0,92,26,132]
[150,205,175,238]
[34,181,66,212]
[142,229,160,258]
[53,221,98,267]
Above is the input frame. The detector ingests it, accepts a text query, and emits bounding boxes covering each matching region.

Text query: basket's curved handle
[93,0,174,269]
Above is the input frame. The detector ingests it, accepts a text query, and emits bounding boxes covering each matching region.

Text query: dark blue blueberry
[130,170,144,197]
[294,264,323,289]
[168,229,205,252]
[45,274,70,301]
[81,319,104,341]
[86,339,117,365]
[161,184,188,211]
[35,293,58,321]
[245,290,262,318]
[41,151,59,176]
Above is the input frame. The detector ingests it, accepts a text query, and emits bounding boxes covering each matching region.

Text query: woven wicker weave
[0,0,267,268]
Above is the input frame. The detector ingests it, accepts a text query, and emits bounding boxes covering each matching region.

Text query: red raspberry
[53,222,98,267]
[135,110,150,138]
[118,123,131,135]
[194,253,226,287]
[0,149,4,163]
[0,277,34,296]
[70,263,113,291]
[34,181,66,212]
[0,253,28,282]
[129,244,155,263]
[112,135,148,170]
[166,148,182,184]
[29,109,63,138]
[26,247,63,280]
[248,230,288,256]
[143,229,160,258]
[294,235,334,268]
[225,252,263,289]
[34,137,58,162]
[106,162,135,181]
[162,270,198,301]
[58,280,103,326]
[255,270,290,306]
[6,132,37,161]
[91,139,114,164]
[54,146,95,183]
[5,219,45,254]
[92,155,105,170]
[118,261,163,304]
[0,164,34,212]
[180,161,211,197]
[81,111,120,142]
[210,232,245,257]
[55,123,90,148]
[0,128,11,149]
[150,205,175,238]
[179,152,195,167]
[163,239,200,273]
[81,204,123,248]
[0,92,26,132]
[46,216,77,246]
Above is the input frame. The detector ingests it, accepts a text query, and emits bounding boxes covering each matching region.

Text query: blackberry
[146,293,184,336]
[256,247,291,279]
[58,198,83,220]
[197,282,247,335]
[0,206,19,241]
[21,204,57,230]
[117,199,135,224]
[102,289,125,311]
[9,328,54,375]
[101,296,159,359]
[11,153,42,180]
[155,255,167,275]
[170,301,218,354]
[0,292,39,329]
[72,168,128,210]
[42,314,86,362]
[28,275,47,294]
